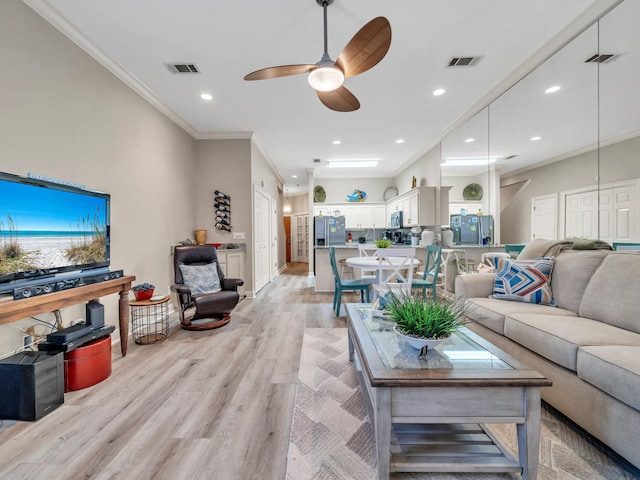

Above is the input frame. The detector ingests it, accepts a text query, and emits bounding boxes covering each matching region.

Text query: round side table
[130,296,170,345]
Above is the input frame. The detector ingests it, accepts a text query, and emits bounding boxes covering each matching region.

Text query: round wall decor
[462,183,483,201]
[313,185,326,203]
[383,186,398,201]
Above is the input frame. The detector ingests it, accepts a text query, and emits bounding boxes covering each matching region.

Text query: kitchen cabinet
[218,250,246,296]
[313,204,345,217]
[345,203,386,229]
[371,204,386,228]
[387,187,437,227]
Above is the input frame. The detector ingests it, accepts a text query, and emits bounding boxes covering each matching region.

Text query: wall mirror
[442,0,639,248]
[441,108,495,248]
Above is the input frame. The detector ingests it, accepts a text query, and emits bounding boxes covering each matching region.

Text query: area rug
[285,328,640,480]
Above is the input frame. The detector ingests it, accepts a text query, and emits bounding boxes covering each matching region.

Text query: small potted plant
[375,238,392,248]
[132,282,155,301]
[383,291,469,352]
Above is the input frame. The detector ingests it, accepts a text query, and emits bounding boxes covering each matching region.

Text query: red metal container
[64,336,112,392]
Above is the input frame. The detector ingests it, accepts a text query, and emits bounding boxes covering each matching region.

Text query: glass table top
[354,305,512,371]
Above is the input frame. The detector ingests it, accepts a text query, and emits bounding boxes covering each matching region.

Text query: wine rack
[214,190,231,232]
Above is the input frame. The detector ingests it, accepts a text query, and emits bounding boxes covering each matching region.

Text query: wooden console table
[0,276,136,356]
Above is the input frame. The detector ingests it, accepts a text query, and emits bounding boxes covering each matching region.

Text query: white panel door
[253,187,270,294]
[612,184,637,241]
[581,191,598,239]
[531,194,557,240]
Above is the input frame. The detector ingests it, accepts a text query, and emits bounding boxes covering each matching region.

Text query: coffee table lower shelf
[389,422,521,474]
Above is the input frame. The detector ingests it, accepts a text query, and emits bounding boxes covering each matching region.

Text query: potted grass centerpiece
[383,291,469,352]
[375,238,392,248]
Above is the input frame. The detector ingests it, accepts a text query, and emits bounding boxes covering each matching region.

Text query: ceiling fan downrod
[317,0,334,57]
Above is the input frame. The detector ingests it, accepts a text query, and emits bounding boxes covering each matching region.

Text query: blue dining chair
[410,245,443,300]
[329,247,375,316]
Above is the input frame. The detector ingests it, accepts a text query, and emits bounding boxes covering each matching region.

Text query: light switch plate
[233,232,245,239]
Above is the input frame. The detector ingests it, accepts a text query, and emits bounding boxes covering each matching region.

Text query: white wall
[395,145,441,196]
[0,1,197,355]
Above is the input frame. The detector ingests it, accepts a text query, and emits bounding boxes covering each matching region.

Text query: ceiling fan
[243,0,391,112]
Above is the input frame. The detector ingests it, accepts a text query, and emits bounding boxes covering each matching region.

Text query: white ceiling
[24,0,621,193]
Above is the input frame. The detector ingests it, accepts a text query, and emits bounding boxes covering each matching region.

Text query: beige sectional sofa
[455,249,640,469]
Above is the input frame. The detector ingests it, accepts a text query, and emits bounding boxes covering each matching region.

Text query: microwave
[390,211,403,229]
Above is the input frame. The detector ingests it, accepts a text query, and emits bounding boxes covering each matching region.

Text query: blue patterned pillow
[179,262,221,295]
[491,257,556,305]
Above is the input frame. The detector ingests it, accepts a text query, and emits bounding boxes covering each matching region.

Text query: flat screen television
[0,171,110,294]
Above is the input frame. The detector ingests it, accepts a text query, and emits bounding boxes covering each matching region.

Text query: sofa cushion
[550,249,609,314]
[465,298,575,335]
[491,257,556,305]
[579,253,640,333]
[504,314,640,371]
[577,346,640,411]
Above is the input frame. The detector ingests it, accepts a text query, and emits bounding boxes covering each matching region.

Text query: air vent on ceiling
[313,158,321,163]
[165,63,200,74]
[447,56,482,67]
[503,154,518,160]
[584,53,618,64]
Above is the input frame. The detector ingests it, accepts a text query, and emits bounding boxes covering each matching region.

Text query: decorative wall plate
[463,183,483,201]
[383,186,398,201]
[313,185,326,203]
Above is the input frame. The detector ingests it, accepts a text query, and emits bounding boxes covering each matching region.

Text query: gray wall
[0,1,198,354]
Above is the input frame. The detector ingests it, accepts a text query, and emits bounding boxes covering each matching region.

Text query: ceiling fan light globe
[308,66,344,92]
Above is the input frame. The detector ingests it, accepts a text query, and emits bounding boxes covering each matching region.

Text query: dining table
[345,255,421,285]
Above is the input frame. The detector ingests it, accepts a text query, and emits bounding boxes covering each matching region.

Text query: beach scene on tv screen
[0,181,108,276]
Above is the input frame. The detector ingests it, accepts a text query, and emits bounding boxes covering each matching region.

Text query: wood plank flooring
[0,262,353,480]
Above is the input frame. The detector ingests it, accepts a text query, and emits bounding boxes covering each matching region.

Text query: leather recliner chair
[171,245,244,330]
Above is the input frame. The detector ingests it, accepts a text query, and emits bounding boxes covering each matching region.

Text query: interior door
[253,187,270,293]
[531,194,557,240]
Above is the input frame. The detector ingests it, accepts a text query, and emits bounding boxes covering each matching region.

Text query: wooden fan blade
[336,17,391,78]
[244,64,317,81]
[316,86,360,112]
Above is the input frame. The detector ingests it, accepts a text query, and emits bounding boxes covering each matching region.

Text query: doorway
[284,216,291,263]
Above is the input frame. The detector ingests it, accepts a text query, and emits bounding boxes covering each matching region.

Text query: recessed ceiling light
[292,174,298,178]
[531,136,542,141]
[332,140,341,145]
[433,88,446,96]
[200,93,213,101]
[396,139,405,144]
[465,138,475,143]
[545,85,561,94]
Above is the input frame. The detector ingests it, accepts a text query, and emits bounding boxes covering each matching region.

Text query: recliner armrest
[170,283,191,295]
[222,278,244,291]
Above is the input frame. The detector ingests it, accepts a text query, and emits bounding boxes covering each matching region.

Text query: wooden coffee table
[345,304,551,479]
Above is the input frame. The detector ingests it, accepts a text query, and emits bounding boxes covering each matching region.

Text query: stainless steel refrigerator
[450,214,494,245]
[314,216,346,246]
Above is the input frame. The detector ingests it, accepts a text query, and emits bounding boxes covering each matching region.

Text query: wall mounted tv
[0,171,110,294]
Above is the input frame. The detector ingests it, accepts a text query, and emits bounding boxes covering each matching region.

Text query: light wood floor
[0,262,355,480]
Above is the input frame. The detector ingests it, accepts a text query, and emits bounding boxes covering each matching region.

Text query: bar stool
[339,258,354,279]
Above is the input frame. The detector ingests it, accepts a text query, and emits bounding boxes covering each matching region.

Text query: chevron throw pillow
[491,257,556,305]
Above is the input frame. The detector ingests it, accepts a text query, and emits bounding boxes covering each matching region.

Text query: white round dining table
[345,256,420,283]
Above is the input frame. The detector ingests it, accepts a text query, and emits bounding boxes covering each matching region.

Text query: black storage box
[0,351,64,421]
